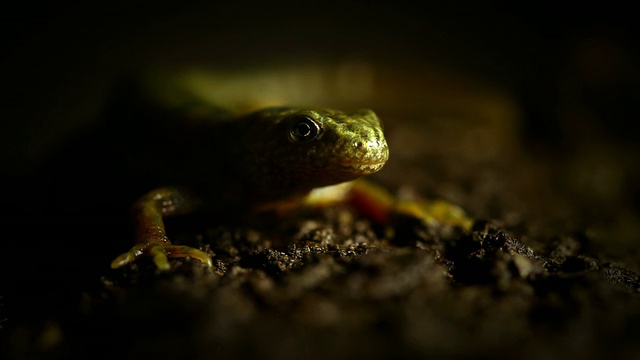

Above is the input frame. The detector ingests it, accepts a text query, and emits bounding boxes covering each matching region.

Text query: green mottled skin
[111,78,389,270]
[230,107,388,205]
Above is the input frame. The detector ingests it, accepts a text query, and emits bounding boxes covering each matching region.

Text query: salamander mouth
[340,160,387,175]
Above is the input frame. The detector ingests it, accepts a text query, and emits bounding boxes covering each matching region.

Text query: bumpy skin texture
[237,107,388,202]
[111,86,389,270]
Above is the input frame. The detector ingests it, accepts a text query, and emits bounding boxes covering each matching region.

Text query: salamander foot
[111,242,213,270]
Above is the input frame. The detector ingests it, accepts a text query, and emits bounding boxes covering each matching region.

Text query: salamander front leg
[346,179,474,230]
[111,187,213,270]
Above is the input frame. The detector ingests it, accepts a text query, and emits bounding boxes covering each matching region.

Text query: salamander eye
[289,115,322,142]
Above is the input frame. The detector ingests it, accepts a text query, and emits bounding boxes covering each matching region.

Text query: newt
[109,68,475,271]
[109,71,390,270]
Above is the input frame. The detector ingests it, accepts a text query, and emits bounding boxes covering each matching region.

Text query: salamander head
[245,107,389,194]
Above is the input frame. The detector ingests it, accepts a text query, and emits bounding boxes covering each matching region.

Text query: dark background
[1,1,639,356]
[3,0,639,249]
[2,1,638,179]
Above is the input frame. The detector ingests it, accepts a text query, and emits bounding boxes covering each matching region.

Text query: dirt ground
[2,3,640,360]
[4,89,640,359]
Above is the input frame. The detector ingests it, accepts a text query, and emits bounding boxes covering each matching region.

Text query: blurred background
[2,1,640,358]
[1,0,639,289]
